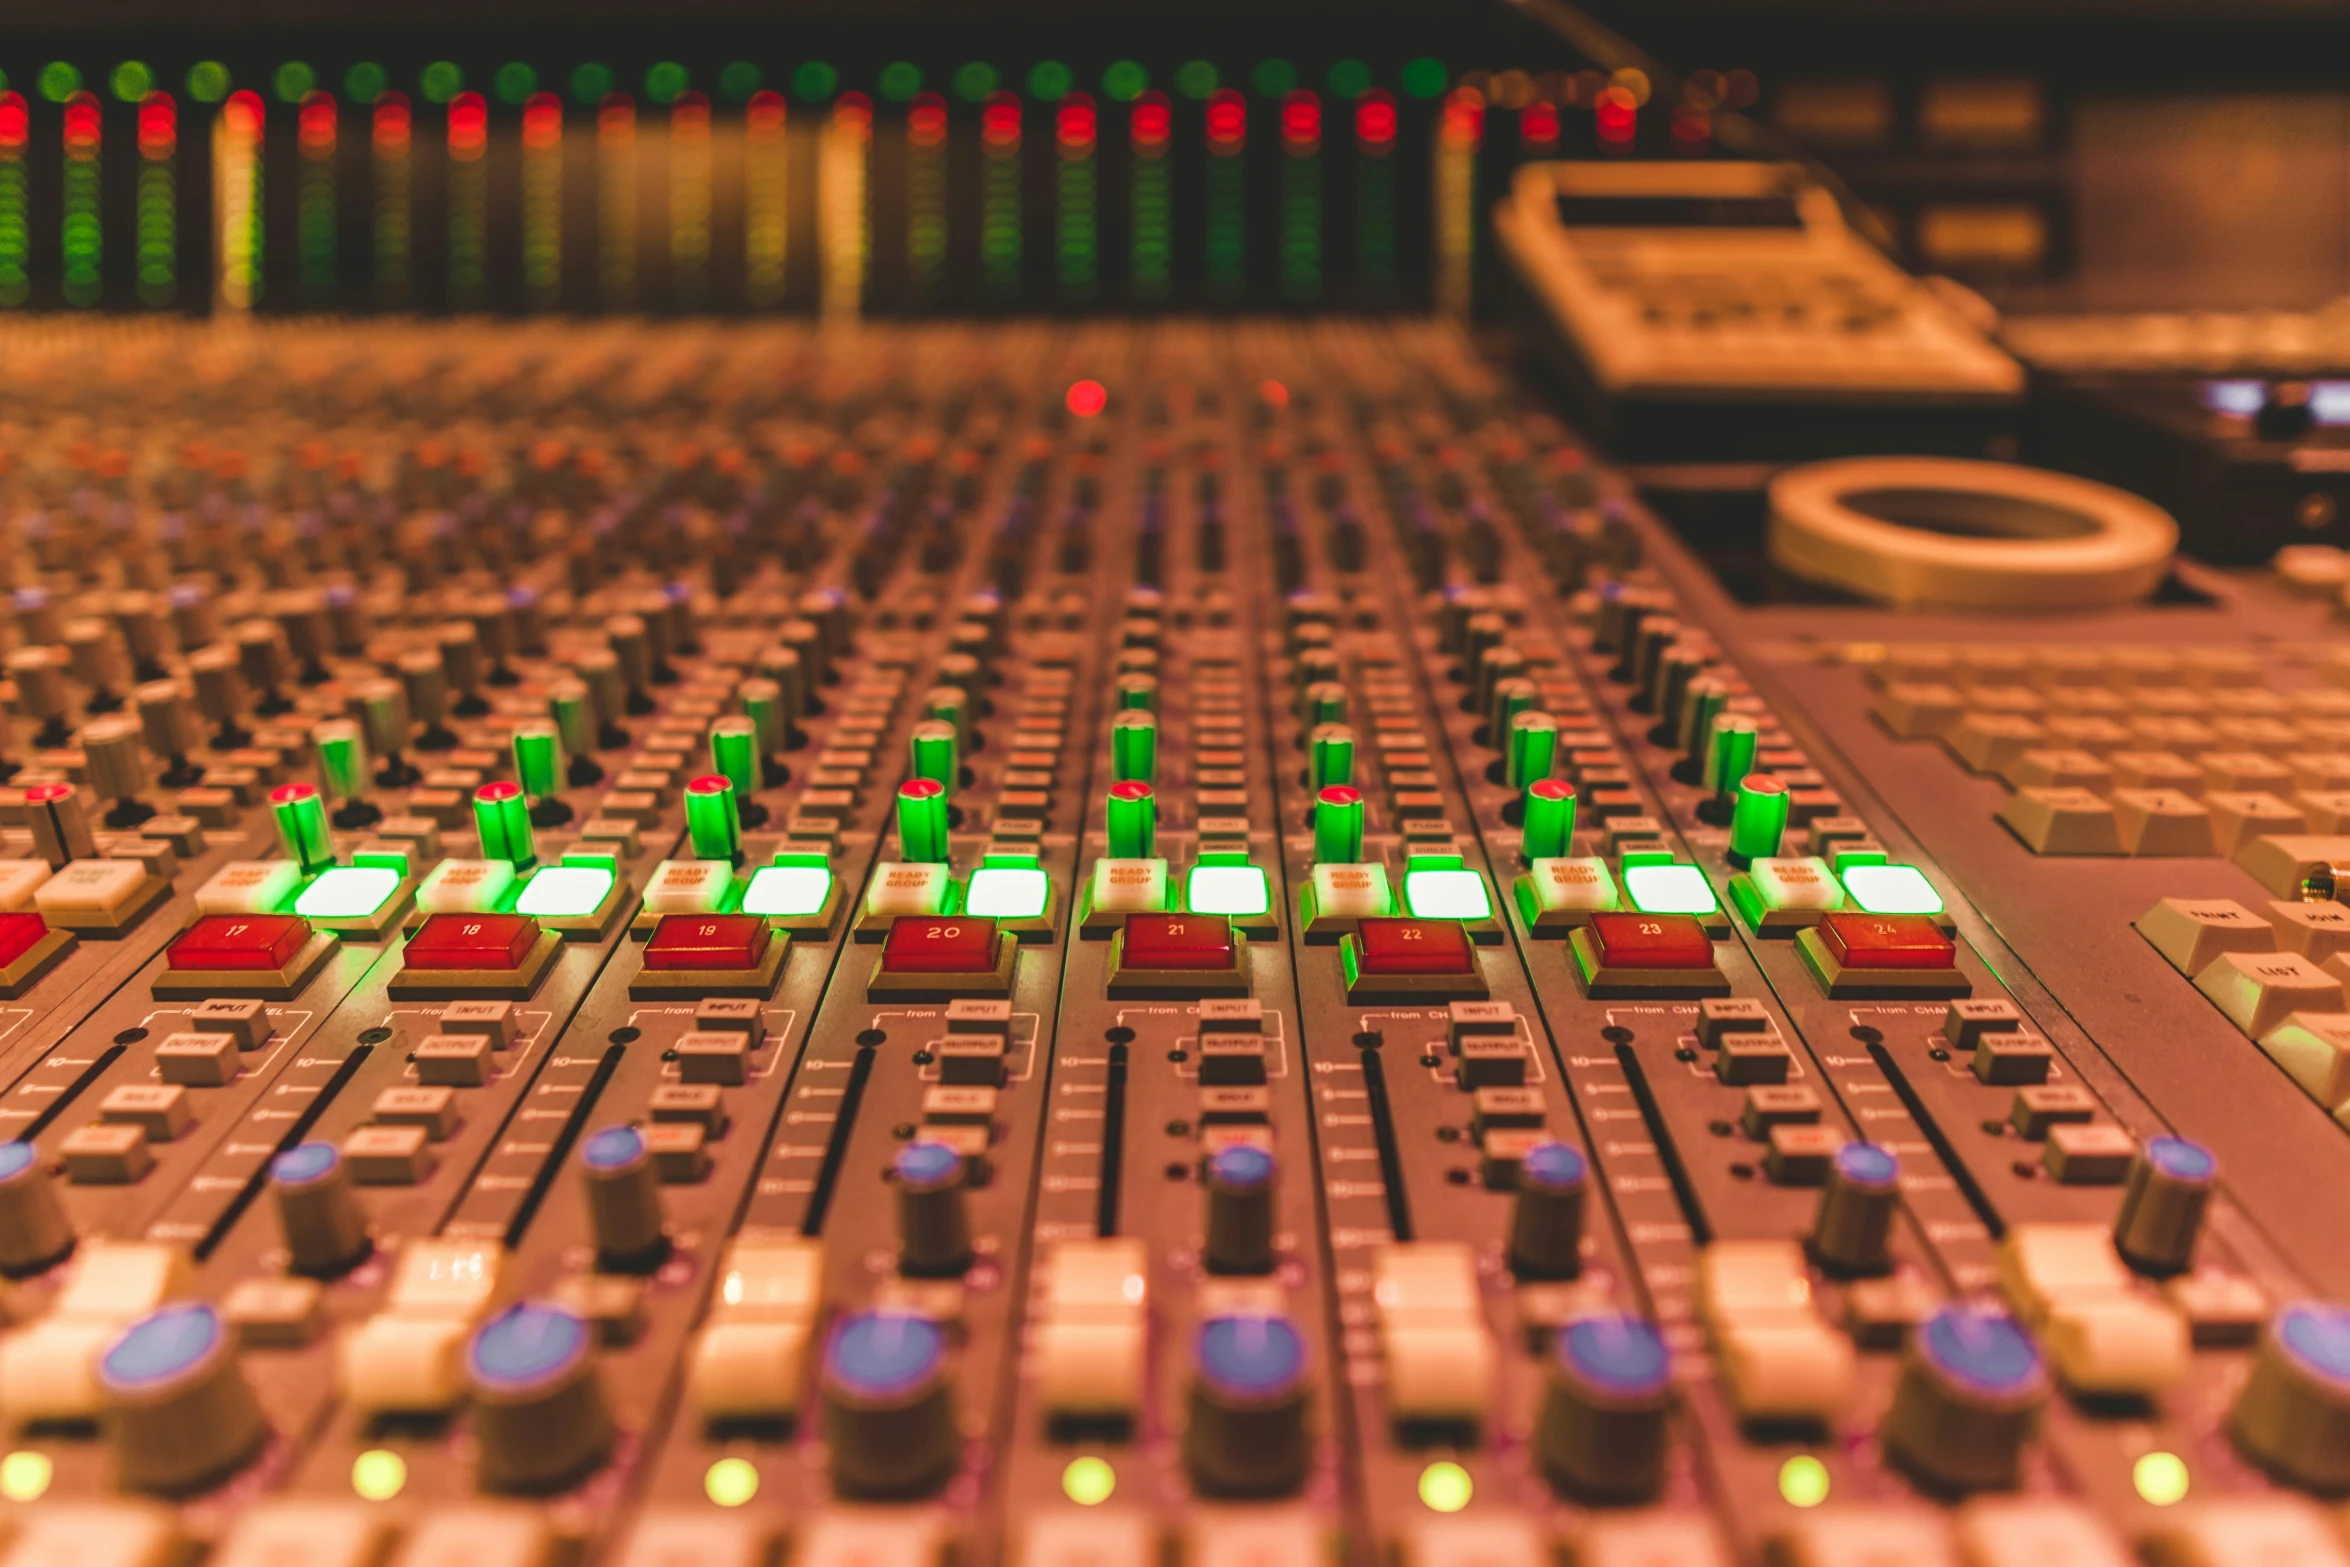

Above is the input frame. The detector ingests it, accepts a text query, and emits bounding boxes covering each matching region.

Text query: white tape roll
[1766,457,2178,611]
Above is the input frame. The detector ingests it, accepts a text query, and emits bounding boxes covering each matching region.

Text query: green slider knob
[910,721,958,796]
[269,782,337,874]
[1522,778,1576,861]
[1313,784,1365,865]
[710,716,765,796]
[738,678,787,762]
[896,777,950,865]
[1728,773,1791,869]
[1298,681,1348,729]
[1111,711,1157,785]
[310,719,369,806]
[473,780,538,871]
[685,773,743,861]
[1115,673,1158,713]
[925,686,970,754]
[1488,677,1539,752]
[1703,714,1761,809]
[1106,780,1157,859]
[1309,724,1355,791]
[1507,710,1559,792]
[1679,678,1731,766]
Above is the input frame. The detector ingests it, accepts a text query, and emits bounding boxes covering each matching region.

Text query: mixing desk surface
[0,312,2338,1567]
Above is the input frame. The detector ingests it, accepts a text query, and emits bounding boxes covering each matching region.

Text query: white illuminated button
[194,860,303,915]
[1311,862,1392,919]
[0,858,53,910]
[390,1507,555,1567]
[338,1315,471,1414]
[1714,1319,1856,1422]
[642,859,734,915]
[2146,1501,2350,1567]
[0,1502,182,1567]
[1997,1223,2130,1323]
[713,1238,823,1319]
[740,863,834,918]
[794,1514,947,1567]
[2137,898,2274,975]
[55,1240,193,1321]
[0,1320,121,1421]
[863,861,954,919]
[383,1238,503,1317]
[687,1320,814,1419]
[1034,1237,1149,1420]
[614,1513,771,1567]
[34,859,153,918]
[212,1503,389,1567]
[415,859,517,915]
[513,865,615,919]
[1955,1501,2132,1567]
[294,865,402,920]
[1089,857,1169,914]
[2042,1293,2188,1396]
[1373,1243,1495,1423]
[1696,1239,1816,1324]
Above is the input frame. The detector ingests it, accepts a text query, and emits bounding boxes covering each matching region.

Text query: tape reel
[1766,457,2178,611]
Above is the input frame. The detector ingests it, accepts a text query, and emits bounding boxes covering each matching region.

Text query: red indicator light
[1354,919,1477,977]
[373,92,411,151]
[1670,105,1711,154]
[62,93,100,152]
[1066,380,1107,419]
[1259,379,1290,409]
[1595,84,1637,144]
[643,914,772,972]
[1440,88,1484,149]
[171,915,313,973]
[448,91,487,159]
[406,913,541,971]
[833,90,872,141]
[1586,913,1714,970]
[224,90,264,138]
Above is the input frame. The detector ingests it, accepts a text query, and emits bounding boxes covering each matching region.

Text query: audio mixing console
[0,313,2334,1567]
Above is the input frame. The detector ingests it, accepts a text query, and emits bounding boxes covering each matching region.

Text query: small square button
[154,1032,240,1087]
[644,915,772,972]
[101,1084,195,1141]
[864,862,954,919]
[1587,913,1713,969]
[34,858,152,917]
[0,913,51,969]
[1089,858,1168,915]
[676,1032,751,1086]
[373,1086,460,1139]
[0,860,48,912]
[405,914,540,971]
[194,860,302,916]
[642,859,735,915]
[1121,914,1235,971]
[437,999,518,1047]
[1353,918,1477,976]
[1311,862,1393,919]
[187,998,270,1049]
[343,1125,434,1184]
[169,915,312,972]
[415,858,518,915]
[1818,914,1955,970]
[882,917,1000,975]
[413,1034,494,1087]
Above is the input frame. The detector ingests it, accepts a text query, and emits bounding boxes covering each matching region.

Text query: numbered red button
[0,914,50,970]
[405,913,540,971]
[169,915,313,972]
[1122,914,1236,970]
[881,917,999,974]
[1353,918,1477,976]
[1819,913,1954,970]
[644,914,772,972]
[1586,913,1713,969]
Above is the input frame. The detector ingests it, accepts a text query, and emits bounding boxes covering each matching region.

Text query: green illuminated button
[1106,781,1157,859]
[1842,863,1944,916]
[515,865,616,920]
[741,862,835,918]
[416,858,519,914]
[864,861,955,920]
[925,687,970,753]
[686,775,744,861]
[473,781,536,870]
[1403,865,1493,921]
[1090,857,1169,915]
[967,864,1050,920]
[1110,712,1156,785]
[1624,863,1719,918]
[1186,863,1271,919]
[1309,725,1355,791]
[1728,774,1791,868]
[294,865,401,920]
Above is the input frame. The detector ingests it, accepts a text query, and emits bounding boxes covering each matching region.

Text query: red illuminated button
[405,913,541,971]
[1353,918,1477,977]
[881,917,1000,974]
[644,914,773,972]
[0,914,49,969]
[1818,913,1955,970]
[1586,913,1714,970]
[1122,914,1236,971]
[169,915,313,972]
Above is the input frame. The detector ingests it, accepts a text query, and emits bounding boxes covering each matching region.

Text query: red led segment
[1205,88,1246,153]
[448,91,487,161]
[373,92,411,153]
[746,88,787,136]
[833,91,872,141]
[1122,914,1235,971]
[1521,101,1561,153]
[1280,89,1320,153]
[62,92,100,154]
[1595,84,1637,145]
[1818,914,1955,971]
[906,91,945,147]
[1355,89,1397,153]
[1066,380,1107,419]
[1439,88,1484,151]
[1586,913,1713,970]
[1056,92,1096,155]
[405,913,540,971]
[171,915,313,972]
[0,94,26,154]
[981,91,1021,149]
[1131,90,1171,151]
[521,92,561,150]
[1354,918,1477,977]
[644,914,772,972]
[881,917,999,975]
[298,91,336,157]
[0,914,50,969]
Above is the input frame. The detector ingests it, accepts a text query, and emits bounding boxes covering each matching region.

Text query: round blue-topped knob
[0,1138,72,1277]
[1812,1140,1901,1275]
[1510,1139,1589,1280]
[820,1309,959,1498]
[578,1122,666,1271]
[2234,1302,2350,1489]
[2115,1135,2215,1275]
[99,1303,267,1494]
[270,1139,368,1277]
[1886,1304,2048,1490]
[1186,1313,1312,1495]
[466,1302,613,1493]
[1536,1312,1672,1500]
[893,1141,971,1277]
[1204,1144,1277,1275]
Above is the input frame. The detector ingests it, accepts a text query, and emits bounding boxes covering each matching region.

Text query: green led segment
[0,98,25,309]
[345,63,387,101]
[296,88,337,307]
[39,64,82,104]
[1252,59,1298,98]
[879,63,923,103]
[133,86,176,309]
[1176,60,1219,100]
[1840,864,1944,916]
[719,62,763,101]
[60,91,101,307]
[1778,1455,1831,1509]
[1624,863,1720,917]
[1279,91,1321,303]
[967,866,1049,920]
[645,62,689,104]
[1027,61,1073,101]
[516,865,615,919]
[1401,57,1449,98]
[1327,59,1372,98]
[1056,96,1097,301]
[187,62,231,103]
[570,63,614,103]
[110,62,155,103]
[1102,61,1147,101]
[419,62,464,104]
[980,92,1022,300]
[955,62,999,102]
[1403,867,1492,922]
[791,62,838,103]
[1187,864,1271,919]
[273,62,316,103]
[742,864,833,918]
[295,865,401,920]
[495,63,537,105]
